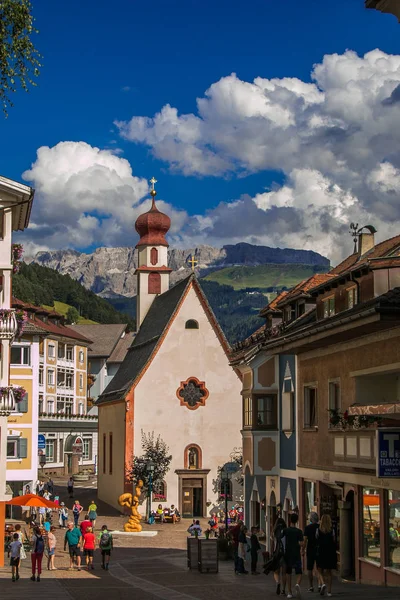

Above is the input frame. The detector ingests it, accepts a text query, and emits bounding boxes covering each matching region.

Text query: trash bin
[198,538,218,573]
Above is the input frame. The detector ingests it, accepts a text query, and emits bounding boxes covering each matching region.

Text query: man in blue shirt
[64,521,82,570]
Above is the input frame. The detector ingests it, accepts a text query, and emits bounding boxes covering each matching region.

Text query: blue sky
[1,0,400,262]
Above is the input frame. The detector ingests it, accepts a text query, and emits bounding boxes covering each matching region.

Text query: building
[7,318,48,499]
[12,299,96,476]
[97,184,242,516]
[0,175,34,567]
[238,227,400,586]
[69,323,134,406]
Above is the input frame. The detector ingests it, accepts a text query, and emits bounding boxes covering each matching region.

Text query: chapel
[97,182,242,517]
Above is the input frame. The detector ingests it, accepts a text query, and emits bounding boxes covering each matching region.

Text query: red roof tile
[277,273,335,305]
[331,234,400,275]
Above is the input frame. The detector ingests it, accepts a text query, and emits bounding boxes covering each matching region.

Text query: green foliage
[126,431,172,493]
[65,306,79,324]
[13,262,136,329]
[205,263,326,291]
[0,0,41,115]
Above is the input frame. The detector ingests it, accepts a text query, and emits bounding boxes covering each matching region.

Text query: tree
[65,306,79,324]
[126,431,172,494]
[212,447,243,495]
[0,0,41,115]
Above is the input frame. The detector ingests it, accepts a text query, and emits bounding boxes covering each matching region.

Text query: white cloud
[21,141,188,251]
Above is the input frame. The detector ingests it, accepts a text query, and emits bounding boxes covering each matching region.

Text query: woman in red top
[83,526,96,570]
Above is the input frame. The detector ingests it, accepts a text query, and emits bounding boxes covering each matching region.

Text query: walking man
[64,521,82,571]
[304,512,322,593]
[283,513,304,599]
[98,525,113,570]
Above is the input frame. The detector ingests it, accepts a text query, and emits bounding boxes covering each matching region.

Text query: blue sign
[38,434,46,450]
[377,429,400,478]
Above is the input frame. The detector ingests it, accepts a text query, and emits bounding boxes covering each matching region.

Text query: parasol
[6,493,59,509]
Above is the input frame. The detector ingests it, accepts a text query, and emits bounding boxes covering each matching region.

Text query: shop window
[323,296,335,318]
[243,396,252,428]
[256,395,277,429]
[150,247,158,265]
[185,319,199,329]
[11,345,30,365]
[148,272,161,294]
[304,386,317,428]
[363,488,380,563]
[388,490,400,569]
[347,287,357,310]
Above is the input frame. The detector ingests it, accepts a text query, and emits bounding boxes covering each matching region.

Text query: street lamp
[146,460,155,521]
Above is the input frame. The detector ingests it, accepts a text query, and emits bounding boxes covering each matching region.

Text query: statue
[188,447,197,468]
[118,480,143,532]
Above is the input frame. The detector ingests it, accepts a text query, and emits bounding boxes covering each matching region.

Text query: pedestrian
[64,521,82,571]
[283,513,304,599]
[72,499,83,526]
[47,478,54,497]
[83,526,96,570]
[316,514,337,598]
[37,481,44,497]
[98,524,113,570]
[14,524,27,561]
[230,519,243,574]
[67,476,74,499]
[80,514,92,537]
[47,525,57,571]
[38,505,46,526]
[31,526,45,582]
[169,504,179,524]
[304,512,323,593]
[237,524,249,575]
[9,532,22,582]
[88,500,98,528]
[250,526,261,574]
[272,517,287,596]
[59,502,68,528]
[187,520,202,537]
[25,484,31,495]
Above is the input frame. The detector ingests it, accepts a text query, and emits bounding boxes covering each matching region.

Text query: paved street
[1,478,399,599]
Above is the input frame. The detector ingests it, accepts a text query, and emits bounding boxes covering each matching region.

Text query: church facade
[97,184,242,516]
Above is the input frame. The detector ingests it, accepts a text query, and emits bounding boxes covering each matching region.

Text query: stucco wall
[133,285,242,515]
[98,402,126,510]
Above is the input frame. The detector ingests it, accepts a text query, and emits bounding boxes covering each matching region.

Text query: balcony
[0,309,19,340]
[39,412,97,421]
[0,388,15,414]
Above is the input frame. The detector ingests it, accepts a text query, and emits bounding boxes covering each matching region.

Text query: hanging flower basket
[328,408,382,430]
[11,244,24,274]
[0,385,26,404]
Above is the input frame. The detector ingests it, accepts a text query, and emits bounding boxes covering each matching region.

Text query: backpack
[34,535,44,554]
[99,531,111,548]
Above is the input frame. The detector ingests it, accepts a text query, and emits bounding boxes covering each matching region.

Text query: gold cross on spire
[149,176,157,197]
[187,255,198,271]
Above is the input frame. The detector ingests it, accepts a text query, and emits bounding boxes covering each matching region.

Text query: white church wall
[133,284,243,517]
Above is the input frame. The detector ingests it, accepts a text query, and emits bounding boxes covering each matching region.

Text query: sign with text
[72,436,83,455]
[376,429,400,478]
[38,434,46,450]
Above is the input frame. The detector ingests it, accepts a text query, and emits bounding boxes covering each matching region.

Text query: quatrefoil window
[177,377,209,410]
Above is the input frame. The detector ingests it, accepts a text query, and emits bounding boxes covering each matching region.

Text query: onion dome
[135,178,171,248]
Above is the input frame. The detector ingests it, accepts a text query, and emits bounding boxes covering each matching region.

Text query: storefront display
[363,488,380,563]
[387,489,400,569]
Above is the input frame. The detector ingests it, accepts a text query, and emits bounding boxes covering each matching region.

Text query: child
[250,526,261,575]
[59,502,68,528]
[10,532,22,581]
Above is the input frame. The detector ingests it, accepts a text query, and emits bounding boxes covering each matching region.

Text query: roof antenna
[349,222,359,254]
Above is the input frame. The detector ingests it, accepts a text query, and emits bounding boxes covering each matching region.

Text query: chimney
[358,229,375,256]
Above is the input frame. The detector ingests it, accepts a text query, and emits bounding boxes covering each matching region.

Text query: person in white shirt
[187,520,202,536]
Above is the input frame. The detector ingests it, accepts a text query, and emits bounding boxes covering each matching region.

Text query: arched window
[153,480,167,502]
[185,319,199,329]
[184,444,202,469]
[150,247,158,265]
[148,272,161,294]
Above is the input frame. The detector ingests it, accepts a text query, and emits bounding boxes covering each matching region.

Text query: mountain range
[30,243,330,298]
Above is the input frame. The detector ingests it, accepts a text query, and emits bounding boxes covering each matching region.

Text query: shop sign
[376,429,400,478]
[72,436,83,455]
[38,434,46,450]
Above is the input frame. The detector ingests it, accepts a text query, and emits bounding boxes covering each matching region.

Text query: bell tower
[134,178,172,330]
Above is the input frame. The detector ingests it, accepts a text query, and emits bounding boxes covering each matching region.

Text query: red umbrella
[6,494,58,509]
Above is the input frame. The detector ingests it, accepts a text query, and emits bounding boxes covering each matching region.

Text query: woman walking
[47,526,57,570]
[316,514,337,597]
[14,524,27,562]
[273,517,287,596]
[31,526,45,582]
[88,501,98,528]
[83,526,96,570]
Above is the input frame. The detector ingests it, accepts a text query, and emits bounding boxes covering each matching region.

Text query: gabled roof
[330,234,400,275]
[259,290,288,317]
[97,274,230,405]
[70,323,127,357]
[276,273,335,306]
[108,331,135,363]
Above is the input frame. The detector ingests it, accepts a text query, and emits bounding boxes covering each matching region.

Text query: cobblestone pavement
[1,479,399,599]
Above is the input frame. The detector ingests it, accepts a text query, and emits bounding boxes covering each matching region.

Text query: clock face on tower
[176,377,209,410]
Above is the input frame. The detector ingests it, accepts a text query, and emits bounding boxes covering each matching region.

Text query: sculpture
[118,480,143,532]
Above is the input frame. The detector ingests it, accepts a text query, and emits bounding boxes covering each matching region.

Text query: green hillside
[204,263,327,291]
[43,301,98,324]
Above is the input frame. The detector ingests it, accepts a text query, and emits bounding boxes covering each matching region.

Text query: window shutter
[19,393,28,413]
[18,438,28,459]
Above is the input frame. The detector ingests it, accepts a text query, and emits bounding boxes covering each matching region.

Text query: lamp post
[146,460,155,521]
[221,470,230,532]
